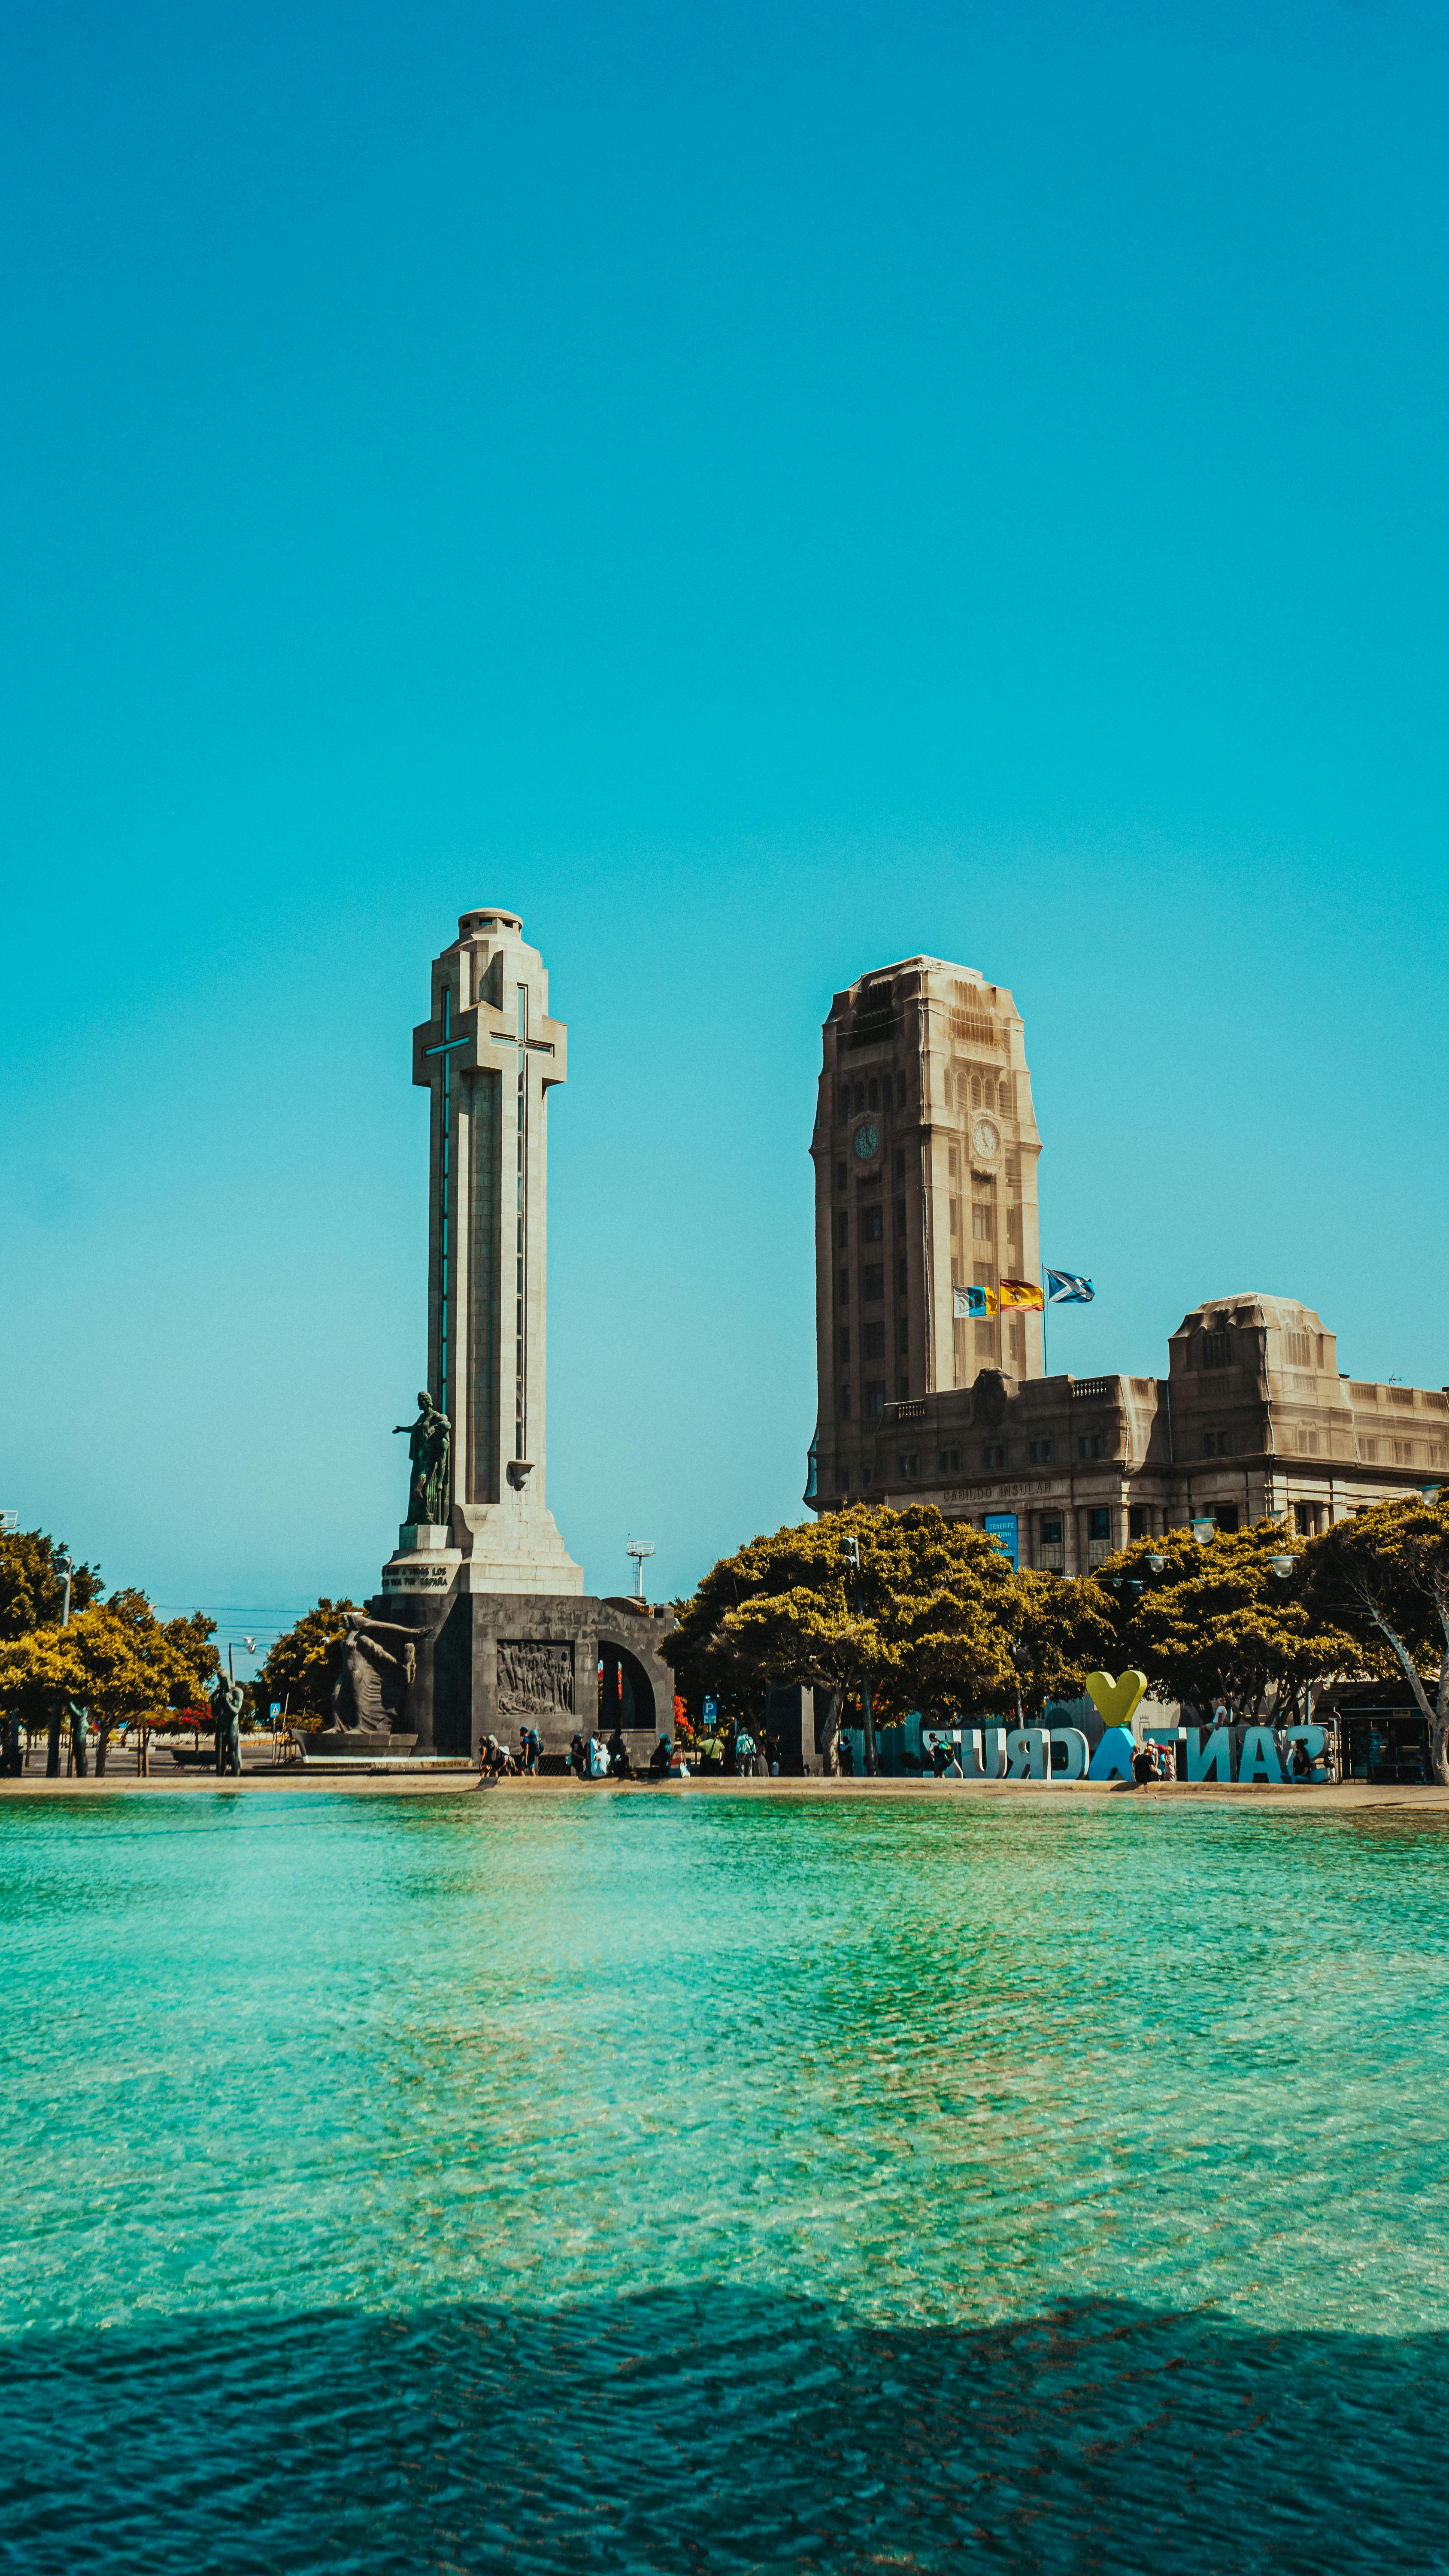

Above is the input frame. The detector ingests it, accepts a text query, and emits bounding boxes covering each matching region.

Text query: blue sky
[3,0,1446,1674]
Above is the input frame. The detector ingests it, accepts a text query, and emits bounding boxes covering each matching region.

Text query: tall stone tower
[386,905,582,1597]
[810,954,1043,1500]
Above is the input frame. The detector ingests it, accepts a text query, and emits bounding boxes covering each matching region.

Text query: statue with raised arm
[393,1391,451,1527]
[330,1610,418,1738]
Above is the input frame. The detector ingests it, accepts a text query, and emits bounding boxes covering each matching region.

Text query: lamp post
[842,1535,878,1776]
[43,1552,77,1779]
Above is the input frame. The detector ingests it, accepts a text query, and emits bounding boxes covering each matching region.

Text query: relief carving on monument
[496,1639,575,1719]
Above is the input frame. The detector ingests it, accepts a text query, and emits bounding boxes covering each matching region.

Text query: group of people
[478,1726,542,1778]
[567,1728,691,1781]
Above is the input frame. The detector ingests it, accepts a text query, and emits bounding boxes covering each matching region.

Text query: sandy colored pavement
[2,1769,1448,1813]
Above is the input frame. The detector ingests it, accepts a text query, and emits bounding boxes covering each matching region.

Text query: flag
[999,1278,1045,1312]
[952,1284,996,1318]
[1045,1268,1094,1304]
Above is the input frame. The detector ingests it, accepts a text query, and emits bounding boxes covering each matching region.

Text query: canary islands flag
[952,1285,996,1318]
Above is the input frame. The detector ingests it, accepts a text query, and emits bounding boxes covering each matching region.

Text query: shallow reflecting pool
[3,1787,1447,2570]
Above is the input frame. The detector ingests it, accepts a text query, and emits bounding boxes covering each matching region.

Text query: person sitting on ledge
[569,1733,588,1780]
[648,1737,672,1778]
[606,1727,634,1780]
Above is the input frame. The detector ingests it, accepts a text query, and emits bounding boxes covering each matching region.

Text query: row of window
[837,1074,907,1116]
[950,1070,1012,1114]
[838,1431,1116,1470]
[837,1379,909,1421]
[837,1204,907,1246]
[838,1320,911,1362]
[838,1257,910,1304]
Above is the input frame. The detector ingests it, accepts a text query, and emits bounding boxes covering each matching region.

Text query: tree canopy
[1092,1518,1358,1720]
[664,1505,1115,1735]
[0,1588,219,1759]
[1300,1495,1449,1781]
[0,1530,102,1642]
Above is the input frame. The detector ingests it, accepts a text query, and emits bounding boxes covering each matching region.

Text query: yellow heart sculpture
[1085,1669,1149,1735]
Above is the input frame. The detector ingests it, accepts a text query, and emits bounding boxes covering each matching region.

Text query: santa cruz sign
[922,1723,1331,1784]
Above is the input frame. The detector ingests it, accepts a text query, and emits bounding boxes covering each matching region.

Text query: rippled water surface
[3,1786,1447,2571]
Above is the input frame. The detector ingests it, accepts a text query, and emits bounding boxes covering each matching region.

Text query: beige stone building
[809,954,1448,1568]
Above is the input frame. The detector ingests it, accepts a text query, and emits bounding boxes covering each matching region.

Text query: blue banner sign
[984,1512,1019,1570]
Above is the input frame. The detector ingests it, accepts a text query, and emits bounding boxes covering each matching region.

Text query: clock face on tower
[972,1117,1000,1159]
[853,1121,880,1161]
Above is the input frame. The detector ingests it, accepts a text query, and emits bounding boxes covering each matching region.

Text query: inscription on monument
[496,1638,576,1719]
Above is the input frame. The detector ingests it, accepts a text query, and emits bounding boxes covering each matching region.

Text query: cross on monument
[485,978,556,1469]
[407,910,579,1595]
[422,985,474,1416]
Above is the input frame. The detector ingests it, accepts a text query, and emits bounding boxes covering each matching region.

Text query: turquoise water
[2,1787,1447,2571]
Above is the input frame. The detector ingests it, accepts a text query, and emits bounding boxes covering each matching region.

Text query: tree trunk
[819,1691,842,1776]
[95,1723,109,1778]
[1433,1645,1449,1789]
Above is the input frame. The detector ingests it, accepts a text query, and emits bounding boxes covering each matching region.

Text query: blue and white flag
[1045,1268,1094,1304]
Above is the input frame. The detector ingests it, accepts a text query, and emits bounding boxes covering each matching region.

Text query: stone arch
[597,1635,658,1735]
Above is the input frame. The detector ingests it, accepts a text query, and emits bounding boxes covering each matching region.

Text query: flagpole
[1042,1270,1048,1378]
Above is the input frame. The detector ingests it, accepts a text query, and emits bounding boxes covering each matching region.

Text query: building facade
[808,952,1447,1564]
[811,954,1044,1494]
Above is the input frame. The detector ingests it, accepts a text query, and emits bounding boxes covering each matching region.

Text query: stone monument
[363,908,675,1761]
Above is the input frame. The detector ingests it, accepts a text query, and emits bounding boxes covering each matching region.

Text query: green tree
[0,1530,102,1641]
[666,1505,1041,1766]
[1300,1496,1449,1784]
[0,1592,218,1772]
[69,1592,219,1773]
[1009,1570,1118,1721]
[1093,1519,1356,1723]
[257,1599,358,1724]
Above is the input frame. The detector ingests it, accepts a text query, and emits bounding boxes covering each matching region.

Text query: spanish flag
[999,1278,1046,1312]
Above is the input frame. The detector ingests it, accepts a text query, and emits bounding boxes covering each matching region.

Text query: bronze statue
[330,1609,418,1738]
[393,1391,451,1526]
[212,1674,244,1775]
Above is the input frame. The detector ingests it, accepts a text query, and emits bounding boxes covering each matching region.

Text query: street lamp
[1147,1554,1166,1573]
[1268,1555,1294,1580]
[842,1535,878,1776]
[1191,1516,1216,1542]
[625,1539,655,1601]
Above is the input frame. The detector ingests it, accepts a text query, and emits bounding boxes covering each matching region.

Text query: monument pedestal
[366,1580,676,1762]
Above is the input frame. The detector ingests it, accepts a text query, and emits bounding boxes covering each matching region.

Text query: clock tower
[809,954,1043,1502]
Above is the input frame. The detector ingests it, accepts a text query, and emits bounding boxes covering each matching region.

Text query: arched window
[853,1081,865,1111]
[998,1079,1010,1113]
[971,1075,982,1109]
[867,1078,879,1109]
